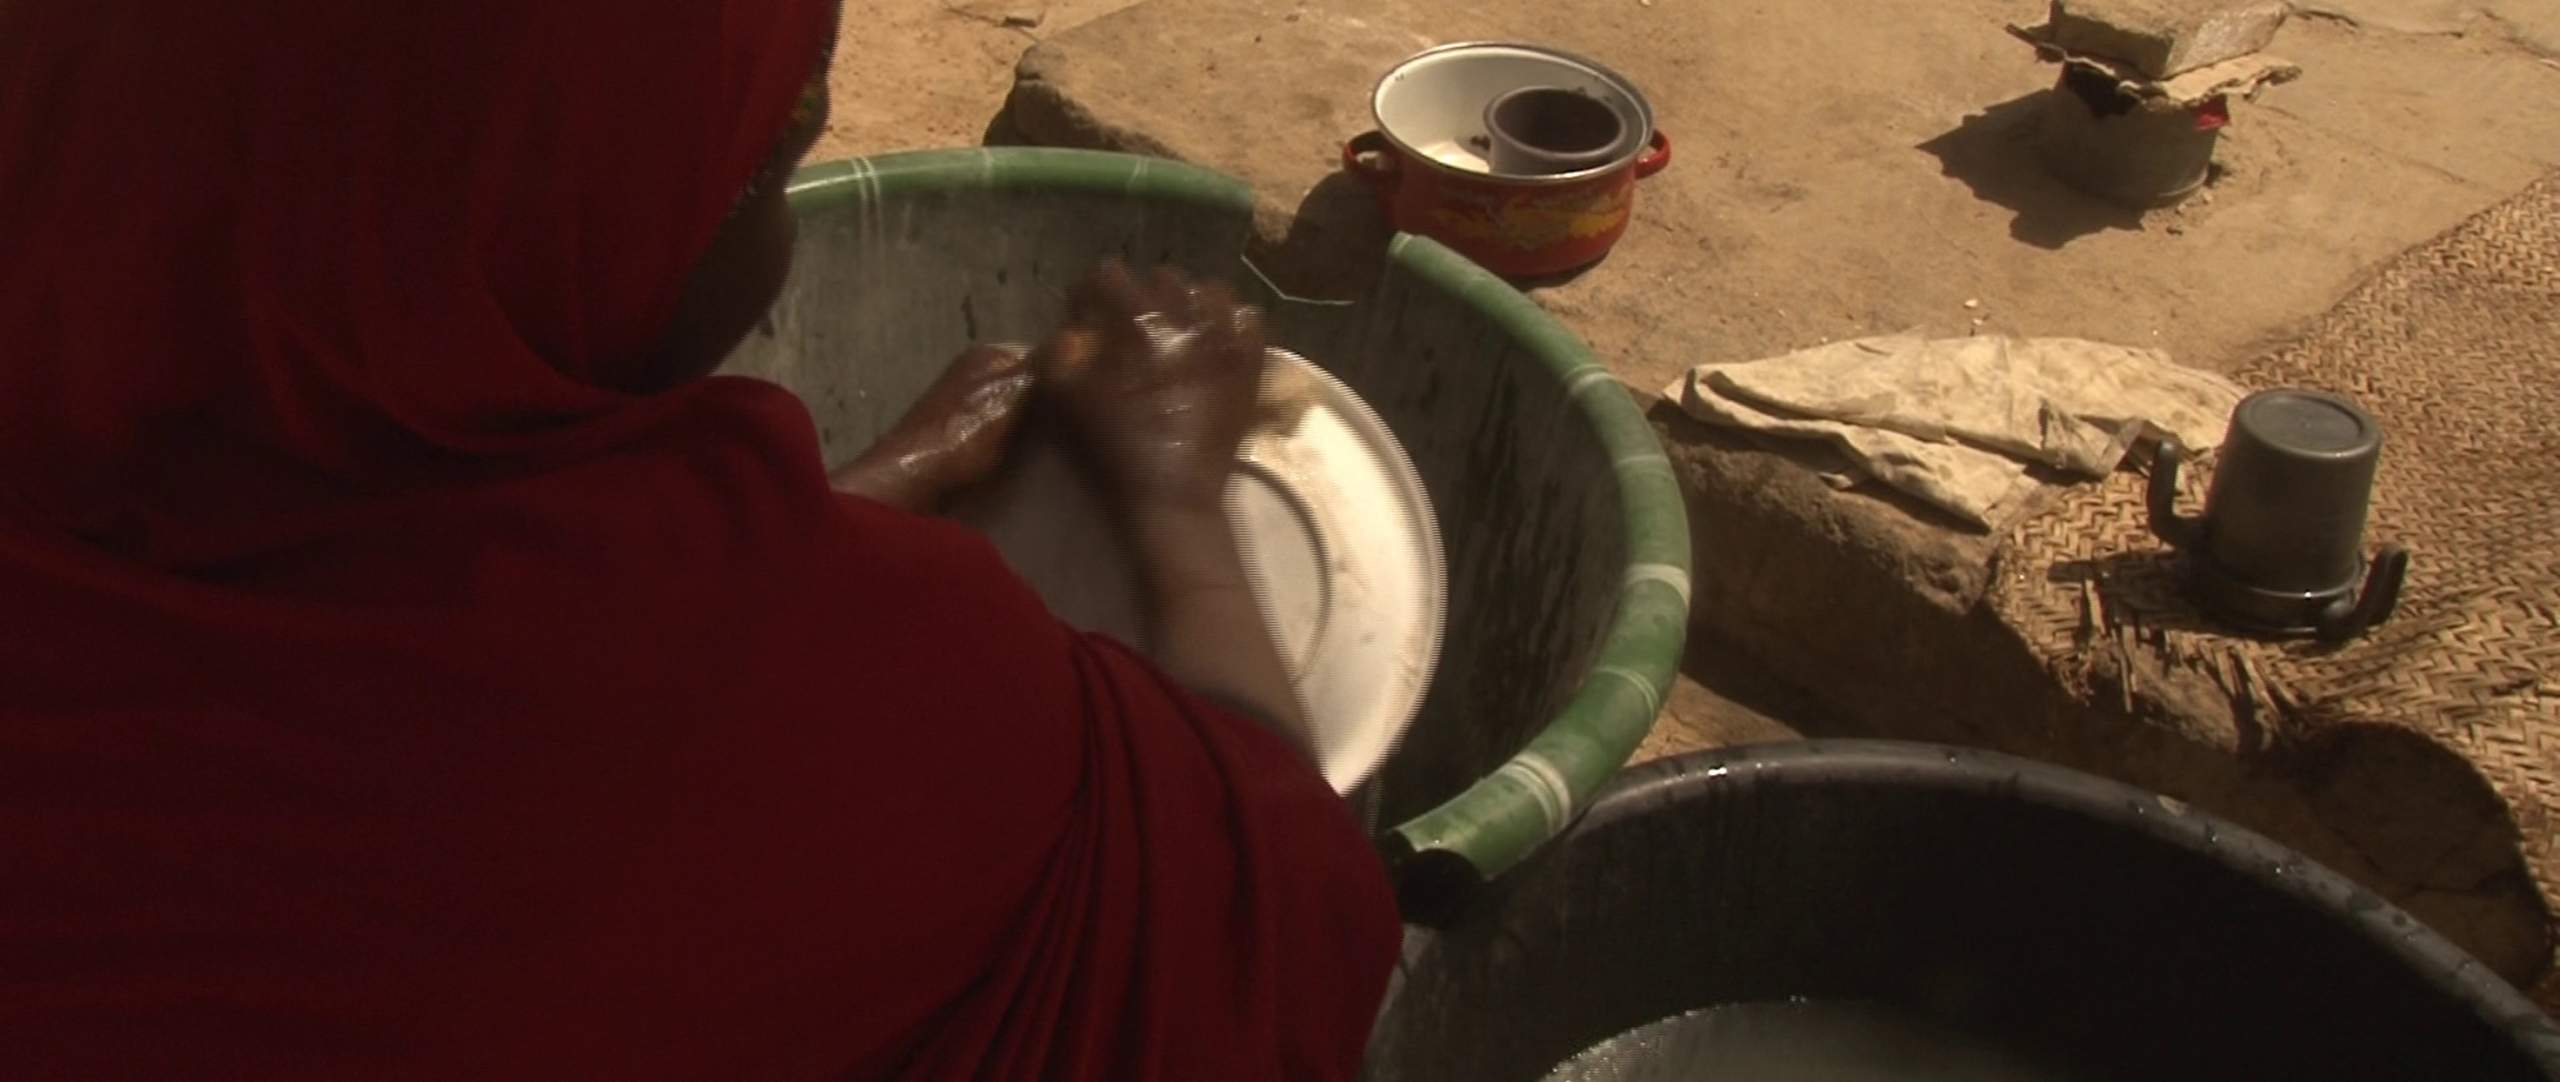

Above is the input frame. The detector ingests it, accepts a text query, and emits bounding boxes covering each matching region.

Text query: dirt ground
[814,1,1144,158]
[829,0,2560,387]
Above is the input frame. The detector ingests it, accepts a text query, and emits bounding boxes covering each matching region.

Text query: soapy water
[1539,1001,2072,1082]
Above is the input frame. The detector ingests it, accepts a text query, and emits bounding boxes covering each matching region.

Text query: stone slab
[2048,0,2290,78]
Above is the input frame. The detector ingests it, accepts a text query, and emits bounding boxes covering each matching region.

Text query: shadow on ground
[1677,623,1861,737]
[2046,548,2382,658]
[981,103,1030,147]
[1252,170,1393,301]
[1919,90,2147,251]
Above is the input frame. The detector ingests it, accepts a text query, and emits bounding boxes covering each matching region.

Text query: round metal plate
[1240,350,1446,791]
[950,348,1446,794]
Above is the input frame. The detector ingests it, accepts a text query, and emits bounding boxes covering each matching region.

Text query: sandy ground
[814,1,1145,158]
[812,0,2560,761]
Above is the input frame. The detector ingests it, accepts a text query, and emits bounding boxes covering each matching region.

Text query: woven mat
[1992,172,2560,1009]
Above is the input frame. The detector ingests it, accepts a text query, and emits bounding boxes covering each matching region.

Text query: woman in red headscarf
[0,1,1399,1078]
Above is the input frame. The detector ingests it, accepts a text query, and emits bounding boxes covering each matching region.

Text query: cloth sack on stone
[1663,336,2245,530]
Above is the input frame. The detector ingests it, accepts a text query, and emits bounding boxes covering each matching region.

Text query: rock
[2048,0,2289,79]
[1004,0,1443,299]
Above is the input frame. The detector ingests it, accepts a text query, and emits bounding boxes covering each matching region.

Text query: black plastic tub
[1364,741,2560,1082]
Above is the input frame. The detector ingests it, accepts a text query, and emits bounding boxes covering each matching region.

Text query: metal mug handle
[2147,436,2200,549]
[2317,545,2409,642]
[1634,129,1672,179]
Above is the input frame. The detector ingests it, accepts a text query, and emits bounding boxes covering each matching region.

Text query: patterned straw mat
[1992,172,2560,1010]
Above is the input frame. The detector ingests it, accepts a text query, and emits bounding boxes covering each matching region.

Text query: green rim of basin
[787,147,1254,218]
[781,147,1691,899]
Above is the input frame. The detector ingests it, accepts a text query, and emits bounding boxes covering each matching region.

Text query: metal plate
[950,348,1447,794]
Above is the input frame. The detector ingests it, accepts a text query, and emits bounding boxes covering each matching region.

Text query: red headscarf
[0,2,1398,1077]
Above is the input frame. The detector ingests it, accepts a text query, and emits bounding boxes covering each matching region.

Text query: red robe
[0,1,1399,1076]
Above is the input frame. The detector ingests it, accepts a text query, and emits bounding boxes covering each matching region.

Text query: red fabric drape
[0,1,1399,1077]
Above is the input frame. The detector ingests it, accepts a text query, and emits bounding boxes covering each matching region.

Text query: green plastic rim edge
[787,146,1257,219]
[782,147,1692,897]
[1373,234,1691,897]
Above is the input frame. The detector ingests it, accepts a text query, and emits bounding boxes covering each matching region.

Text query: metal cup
[2148,389,2408,640]
[1482,86,1626,176]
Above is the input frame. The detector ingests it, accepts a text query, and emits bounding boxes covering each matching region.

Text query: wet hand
[1036,260,1270,517]
[830,343,1036,511]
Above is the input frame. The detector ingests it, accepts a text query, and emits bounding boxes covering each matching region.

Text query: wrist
[1120,500,1250,594]
[830,442,941,511]
[1122,498,1231,550]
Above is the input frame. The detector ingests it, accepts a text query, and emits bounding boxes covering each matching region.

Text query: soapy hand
[830,343,1037,512]
[1035,259,1271,517]
[1034,259,1313,755]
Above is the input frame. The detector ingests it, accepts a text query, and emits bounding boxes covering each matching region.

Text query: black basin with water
[1365,741,2560,1081]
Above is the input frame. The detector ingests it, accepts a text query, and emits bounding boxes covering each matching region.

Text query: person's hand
[1037,261,1313,756]
[1035,260,1270,517]
[829,343,1036,512]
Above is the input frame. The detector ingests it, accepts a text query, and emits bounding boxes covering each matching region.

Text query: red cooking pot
[1344,43,1671,279]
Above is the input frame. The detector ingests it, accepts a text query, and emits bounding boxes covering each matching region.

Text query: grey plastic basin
[716,148,1690,915]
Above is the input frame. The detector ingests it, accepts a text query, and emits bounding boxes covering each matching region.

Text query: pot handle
[2146,435,2199,549]
[2316,544,2409,642]
[1634,129,1672,179]
[1342,130,1401,195]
